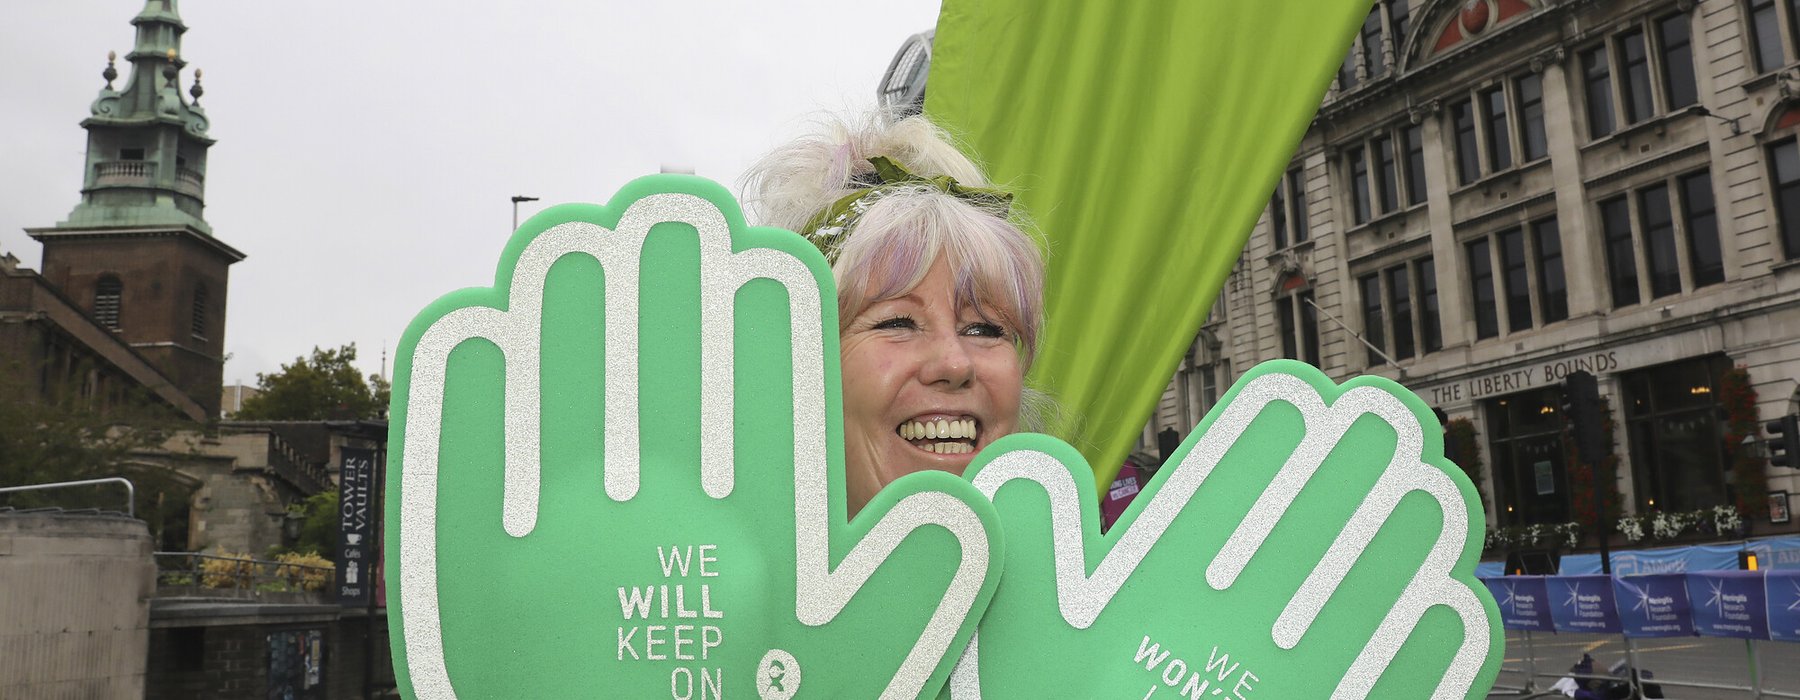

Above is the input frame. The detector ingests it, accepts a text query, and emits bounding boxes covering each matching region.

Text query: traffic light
[1768,414,1799,469]
[1562,370,1607,465]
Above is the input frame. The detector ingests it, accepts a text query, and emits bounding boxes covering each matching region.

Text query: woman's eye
[963,322,1008,339]
[872,316,918,331]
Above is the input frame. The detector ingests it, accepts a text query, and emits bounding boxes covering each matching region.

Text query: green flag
[926,1,1370,489]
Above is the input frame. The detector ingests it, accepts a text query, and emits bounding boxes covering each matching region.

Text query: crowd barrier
[1480,570,1799,697]
[1475,535,1800,578]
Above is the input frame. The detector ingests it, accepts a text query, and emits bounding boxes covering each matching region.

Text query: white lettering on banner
[616,544,727,697]
[1129,635,1260,699]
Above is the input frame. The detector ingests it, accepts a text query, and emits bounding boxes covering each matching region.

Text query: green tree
[270,490,339,560]
[0,360,197,548]
[235,344,387,421]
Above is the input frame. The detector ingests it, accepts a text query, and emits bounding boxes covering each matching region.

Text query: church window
[94,276,122,331]
[191,285,208,340]
[119,148,145,161]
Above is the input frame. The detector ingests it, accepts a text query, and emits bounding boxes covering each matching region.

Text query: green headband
[798,155,1014,261]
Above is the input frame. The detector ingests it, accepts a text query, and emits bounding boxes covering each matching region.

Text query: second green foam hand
[385,176,1003,699]
[946,360,1504,699]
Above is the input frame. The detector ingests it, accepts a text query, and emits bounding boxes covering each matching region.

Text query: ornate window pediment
[1416,0,1545,65]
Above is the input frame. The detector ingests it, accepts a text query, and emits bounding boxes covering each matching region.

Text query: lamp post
[511,195,540,232]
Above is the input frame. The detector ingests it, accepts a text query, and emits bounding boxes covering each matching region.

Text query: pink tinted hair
[831,185,1045,370]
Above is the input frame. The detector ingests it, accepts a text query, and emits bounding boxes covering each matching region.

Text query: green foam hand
[948,360,1503,699]
[386,177,1002,699]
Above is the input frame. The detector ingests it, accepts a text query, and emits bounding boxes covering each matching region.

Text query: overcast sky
[1,1,941,387]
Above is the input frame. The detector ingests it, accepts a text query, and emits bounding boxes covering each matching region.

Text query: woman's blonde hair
[741,112,1057,431]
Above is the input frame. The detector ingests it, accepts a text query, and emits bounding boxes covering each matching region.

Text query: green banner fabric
[926,1,1371,489]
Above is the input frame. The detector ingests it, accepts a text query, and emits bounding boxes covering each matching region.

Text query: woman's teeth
[898,418,978,454]
[898,418,977,440]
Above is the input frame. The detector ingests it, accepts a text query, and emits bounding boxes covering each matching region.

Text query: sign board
[1481,576,1553,631]
[1612,574,1693,637]
[338,446,379,606]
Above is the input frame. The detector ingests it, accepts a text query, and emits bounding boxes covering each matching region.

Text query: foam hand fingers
[951,360,1502,699]
[387,177,1000,699]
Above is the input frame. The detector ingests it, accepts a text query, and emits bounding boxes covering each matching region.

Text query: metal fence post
[1623,635,1642,699]
[1748,639,1764,699]
[1522,630,1538,691]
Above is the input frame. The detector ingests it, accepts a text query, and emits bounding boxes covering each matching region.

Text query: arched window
[191,285,208,340]
[94,275,122,331]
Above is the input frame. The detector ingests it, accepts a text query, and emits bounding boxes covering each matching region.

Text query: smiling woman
[743,113,1048,514]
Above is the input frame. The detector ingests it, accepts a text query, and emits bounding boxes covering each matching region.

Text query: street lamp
[511,195,540,232]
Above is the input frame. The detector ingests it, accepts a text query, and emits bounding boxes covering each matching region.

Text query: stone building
[18,0,242,421]
[3,5,397,695]
[1132,0,1800,543]
[2,0,237,424]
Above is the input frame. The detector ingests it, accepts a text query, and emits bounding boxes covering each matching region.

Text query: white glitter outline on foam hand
[948,371,1494,700]
[397,192,992,700]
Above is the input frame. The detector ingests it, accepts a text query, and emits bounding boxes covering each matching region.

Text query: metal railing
[1490,631,1800,699]
[93,160,152,186]
[0,477,135,517]
[153,551,335,600]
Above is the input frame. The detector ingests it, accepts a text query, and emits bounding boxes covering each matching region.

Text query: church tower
[27,0,244,418]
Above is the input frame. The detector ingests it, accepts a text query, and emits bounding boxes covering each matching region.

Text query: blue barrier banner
[1560,542,1742,575]
[1476,561,1505,578]
[1686,571,1768,639]
[1769,569,1800,643]
[1748,535,1800,571]
[1612,574,1694,638]
[1548,574,1622,634]
[1481,577,1553,631]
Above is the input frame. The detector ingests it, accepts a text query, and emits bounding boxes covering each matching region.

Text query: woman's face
[839,258,1023,514]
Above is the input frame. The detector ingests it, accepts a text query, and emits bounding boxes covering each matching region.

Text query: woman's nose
[920,330,976,389]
